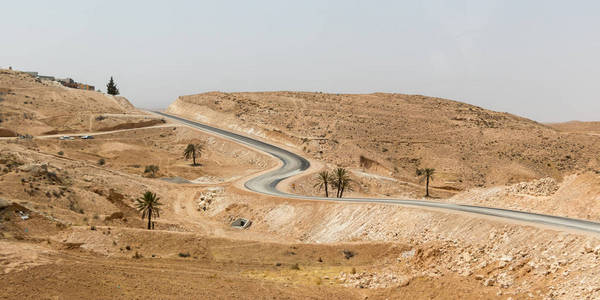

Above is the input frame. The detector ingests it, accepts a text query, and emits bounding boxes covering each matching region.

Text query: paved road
[154,111,600,234]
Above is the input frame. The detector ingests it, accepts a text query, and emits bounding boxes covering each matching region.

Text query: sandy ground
[167,91,600,219]
[167,91,600,195]
[2,69,600,298]
[0,69,144,136]
[3,121,600,298]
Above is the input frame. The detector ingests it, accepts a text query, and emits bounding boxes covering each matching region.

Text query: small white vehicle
[17,210,29,220]
[58,136,74,140]
[81,135,94,139]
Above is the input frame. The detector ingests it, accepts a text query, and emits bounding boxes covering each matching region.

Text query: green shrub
[343,250,355,259]
[144,165,159,177]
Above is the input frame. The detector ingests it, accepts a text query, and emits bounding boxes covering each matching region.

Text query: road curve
[154,111,600,234]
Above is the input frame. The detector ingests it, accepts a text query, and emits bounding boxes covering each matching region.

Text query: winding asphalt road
[154,111,600,234]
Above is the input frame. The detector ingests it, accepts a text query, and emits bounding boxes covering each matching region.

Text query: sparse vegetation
[144,165,159,178]
[135,191,162,230]
[5,67,600,299]
[106,76,119,95]
[343,249,355,259]
[416,168,436,197]
[313,170,332,197]
[183,143,203,166]
[98,158,105,165]
[57,151,64,156]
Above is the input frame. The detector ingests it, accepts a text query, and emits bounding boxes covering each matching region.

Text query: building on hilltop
[76,82,95,91]
[16,69,95,91]
[57,78,77,88]
[57,78,95,91]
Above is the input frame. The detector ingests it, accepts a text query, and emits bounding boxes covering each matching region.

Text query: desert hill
[0,69,143,136]
[3,76,600,298]
[167,91,600,193]
[547,121,600,133]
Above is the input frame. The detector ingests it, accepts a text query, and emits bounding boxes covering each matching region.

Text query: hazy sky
[2,0,599,122]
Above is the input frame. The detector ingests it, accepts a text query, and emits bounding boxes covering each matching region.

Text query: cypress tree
[106,76,120,95]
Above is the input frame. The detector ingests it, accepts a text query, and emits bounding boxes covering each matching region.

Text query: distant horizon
[4,65,597,124]
[3,1,600,123]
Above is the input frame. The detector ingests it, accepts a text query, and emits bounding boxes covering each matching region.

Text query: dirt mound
[506,177,559,196]
[0,128,17,137]
[41,129,71,135]
[449,172,600,221]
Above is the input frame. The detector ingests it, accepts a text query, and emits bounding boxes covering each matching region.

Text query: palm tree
[135,191,162,230]
[333,167,352,198]
[416,168,435,197]
[183,143,203,166]
[314,170,332,197]
[338,175,353,198]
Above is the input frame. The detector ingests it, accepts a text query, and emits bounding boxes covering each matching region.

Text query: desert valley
[1,67,600,299]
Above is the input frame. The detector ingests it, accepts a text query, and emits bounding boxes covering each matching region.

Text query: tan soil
[0,128,17,137]
[3,71,600,299]
[448,172,600,222]
[547,121,600,133]
[4,123,600,298]
[97,119,166,131]
[167,92,600,195]
[0,69,146,135]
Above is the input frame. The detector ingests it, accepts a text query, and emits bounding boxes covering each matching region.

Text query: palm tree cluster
[135,191,162,230]
[416,168,435,197]
[314,167,352,198]
[183,143,204,166]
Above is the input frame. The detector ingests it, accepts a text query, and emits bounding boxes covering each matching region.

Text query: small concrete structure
[14,70,95,91]
[38,75,55,81]
[231,218,252,229]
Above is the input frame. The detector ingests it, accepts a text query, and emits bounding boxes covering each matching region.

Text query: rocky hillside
[167,91,600,191]
[0,69,137,136]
